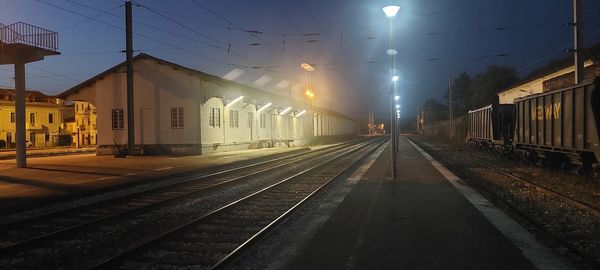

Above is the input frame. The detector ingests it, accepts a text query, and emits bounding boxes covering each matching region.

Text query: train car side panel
[514,78,600,167]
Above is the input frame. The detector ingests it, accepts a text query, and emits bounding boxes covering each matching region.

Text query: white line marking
[124,172,137,176]
[154,167,174,171]
[98,176,118,180]
[407,139,573,270]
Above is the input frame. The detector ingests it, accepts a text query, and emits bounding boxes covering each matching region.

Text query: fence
[0,22,58,51]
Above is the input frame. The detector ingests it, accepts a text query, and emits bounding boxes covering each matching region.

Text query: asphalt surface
[288,136,536,270]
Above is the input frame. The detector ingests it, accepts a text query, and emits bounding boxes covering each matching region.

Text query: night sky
[1,0,599,122]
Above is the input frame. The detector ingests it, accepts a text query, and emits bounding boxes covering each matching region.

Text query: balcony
[0,22,59,64]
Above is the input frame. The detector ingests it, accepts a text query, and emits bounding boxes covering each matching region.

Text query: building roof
[0,87,56,103]
[58,53,355,121]
[499,42,600,93]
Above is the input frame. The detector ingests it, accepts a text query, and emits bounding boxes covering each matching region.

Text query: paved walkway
[287,136,564,270]
[0,146,306,214]
[0,146,96,159]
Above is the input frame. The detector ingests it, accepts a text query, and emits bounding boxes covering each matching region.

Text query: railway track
[413,139,600,216]
[458,154,600,216]
[408,137,600,268]
[90,138,386,269]
[0,137,384,269]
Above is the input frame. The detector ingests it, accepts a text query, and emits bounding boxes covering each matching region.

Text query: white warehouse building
[59,54,357,155]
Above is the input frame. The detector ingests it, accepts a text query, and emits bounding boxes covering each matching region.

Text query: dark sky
[1,0,599,121]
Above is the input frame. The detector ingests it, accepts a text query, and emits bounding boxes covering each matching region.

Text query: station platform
[0,146,306,215]
[284,136,567,270]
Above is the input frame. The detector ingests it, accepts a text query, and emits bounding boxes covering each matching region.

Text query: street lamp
[382,5,400,17]
[383,4,400,179]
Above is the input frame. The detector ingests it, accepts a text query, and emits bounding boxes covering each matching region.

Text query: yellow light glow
[305,89,314,99]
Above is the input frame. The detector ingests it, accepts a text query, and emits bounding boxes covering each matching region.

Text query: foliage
[466,65,518,109]
[436,65,519,121]
[422,98,447,123]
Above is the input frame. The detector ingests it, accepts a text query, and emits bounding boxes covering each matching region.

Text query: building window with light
[171,107,184,129]
[10,112,15,123]
[209,107,220,127]
[112,109,124,130]
[229,109,239,128]
[247,112,253,128]
[260,113,266,128]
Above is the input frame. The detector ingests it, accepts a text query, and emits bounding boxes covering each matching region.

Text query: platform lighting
[279,106,292,115]
[386,49,398,56]
[394,95,400,101]
[305,89,315,98]
[226,96,244,107]
[397,110,400,113]
[301,63,315,72]
[257,102,272,112]
[392,75,399,82]
[383,5,400,17]
[296,110,306,117]
[396,104,400,109]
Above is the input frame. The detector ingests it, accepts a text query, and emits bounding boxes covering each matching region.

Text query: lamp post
[301,63,317,137]
[383,5,400,179]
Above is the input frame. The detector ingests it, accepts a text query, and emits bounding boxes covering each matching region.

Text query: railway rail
[409,137,600,268]
[459,154,600,216]
[91,138,386,269]
[0,137,384,269]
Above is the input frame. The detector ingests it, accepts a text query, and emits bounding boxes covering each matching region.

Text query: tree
[421,98,447,124]
[447,72,472,116]
[466,65,518,109]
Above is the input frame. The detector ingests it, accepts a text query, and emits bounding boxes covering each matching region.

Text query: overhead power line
[268,0,304,35]
[35,0,227,64]
[65,0,224,51]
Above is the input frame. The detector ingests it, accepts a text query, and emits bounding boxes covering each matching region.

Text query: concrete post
[14,61,26,168]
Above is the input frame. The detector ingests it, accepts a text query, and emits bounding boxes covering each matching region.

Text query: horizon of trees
[421,64,519,124]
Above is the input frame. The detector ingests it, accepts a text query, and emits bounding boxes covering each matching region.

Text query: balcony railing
[0,22,58,51]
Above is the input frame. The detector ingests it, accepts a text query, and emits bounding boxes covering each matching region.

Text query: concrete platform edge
[407,138,572,270]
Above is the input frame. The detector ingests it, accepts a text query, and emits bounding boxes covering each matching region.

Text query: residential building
[0,88,61,148]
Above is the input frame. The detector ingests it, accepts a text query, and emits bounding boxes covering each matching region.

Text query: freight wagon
[514,77,600,171]
[467,77,600,174]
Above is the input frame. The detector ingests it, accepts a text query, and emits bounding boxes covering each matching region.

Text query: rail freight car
[467,77,600,174]
[513,77,600,171]
[467,103,514,152]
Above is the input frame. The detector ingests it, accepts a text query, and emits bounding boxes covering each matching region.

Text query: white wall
[64,57,357,155]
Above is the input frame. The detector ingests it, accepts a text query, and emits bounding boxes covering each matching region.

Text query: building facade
[59,54,356,155]
[498,60,595,104]
[0,88,61,148]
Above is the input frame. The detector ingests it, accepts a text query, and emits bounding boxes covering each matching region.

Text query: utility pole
[573,0,584,84]
[125,0,135,155]
[448,78,453,140]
